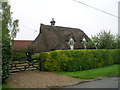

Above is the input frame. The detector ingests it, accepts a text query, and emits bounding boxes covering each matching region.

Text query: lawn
[53,64,119,79]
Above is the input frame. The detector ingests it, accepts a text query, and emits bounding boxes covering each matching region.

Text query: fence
[9,59,40,73]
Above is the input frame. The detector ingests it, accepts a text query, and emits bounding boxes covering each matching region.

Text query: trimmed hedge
[12,51,27,60]
[32,49,120,72]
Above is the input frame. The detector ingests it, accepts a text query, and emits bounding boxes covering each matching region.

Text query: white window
[82,37,86,49]
[68,37,75,50]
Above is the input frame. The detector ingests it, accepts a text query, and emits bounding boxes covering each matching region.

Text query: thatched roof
[31,24,90,53]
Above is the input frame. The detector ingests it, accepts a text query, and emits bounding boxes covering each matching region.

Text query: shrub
[32,53,40,59]
[32,49,120,72]
[12,50,27,61]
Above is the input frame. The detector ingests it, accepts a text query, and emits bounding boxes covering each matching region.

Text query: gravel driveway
[6,70,89,88]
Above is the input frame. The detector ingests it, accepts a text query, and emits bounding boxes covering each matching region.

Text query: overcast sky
[10,0,119,40]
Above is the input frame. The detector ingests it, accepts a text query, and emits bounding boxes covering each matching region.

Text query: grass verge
[53,64,119,79]
[0,84,10,89]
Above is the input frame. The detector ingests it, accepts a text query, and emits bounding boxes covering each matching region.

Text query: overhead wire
[19,23,38,32]
[73,0,120,19]
[11,0,119,33]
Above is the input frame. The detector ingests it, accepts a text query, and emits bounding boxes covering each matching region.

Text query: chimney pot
[50,18,55,26]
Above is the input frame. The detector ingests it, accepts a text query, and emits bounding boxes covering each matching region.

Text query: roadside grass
[1,84,18,89]
[1,84,10,88]
[53,64,119,79]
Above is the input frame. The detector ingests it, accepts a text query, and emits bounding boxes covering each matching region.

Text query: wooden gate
[9,59,40,73]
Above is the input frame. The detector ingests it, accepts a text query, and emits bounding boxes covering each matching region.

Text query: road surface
[66,77,119,88]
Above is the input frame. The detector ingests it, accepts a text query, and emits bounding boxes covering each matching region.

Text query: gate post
[25,52,32,62]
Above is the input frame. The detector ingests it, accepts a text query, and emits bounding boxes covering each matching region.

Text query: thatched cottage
[30,18,91,53]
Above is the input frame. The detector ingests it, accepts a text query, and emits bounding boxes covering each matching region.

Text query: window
[68,37,75,50]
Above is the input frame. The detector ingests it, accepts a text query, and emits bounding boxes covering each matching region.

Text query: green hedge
[12,51,27,61]
[32,49,120,72]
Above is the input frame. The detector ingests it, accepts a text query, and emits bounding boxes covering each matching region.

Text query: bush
[11,50,27,61]
[32,49,120,72]
[32,53,40,60]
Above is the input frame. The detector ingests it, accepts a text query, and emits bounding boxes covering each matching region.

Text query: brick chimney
[50,18,55,26]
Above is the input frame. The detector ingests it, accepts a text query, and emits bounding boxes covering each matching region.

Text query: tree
[1,1,19,83]
[114,34,120,49]
[91,31,116,49]
[2,1,19,40]
[86,40,96,49]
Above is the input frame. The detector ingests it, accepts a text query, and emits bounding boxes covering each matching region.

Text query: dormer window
[68,37,75,50]
[82,37,87,49]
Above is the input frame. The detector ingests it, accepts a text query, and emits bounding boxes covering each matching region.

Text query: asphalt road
[66,77,119,88]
